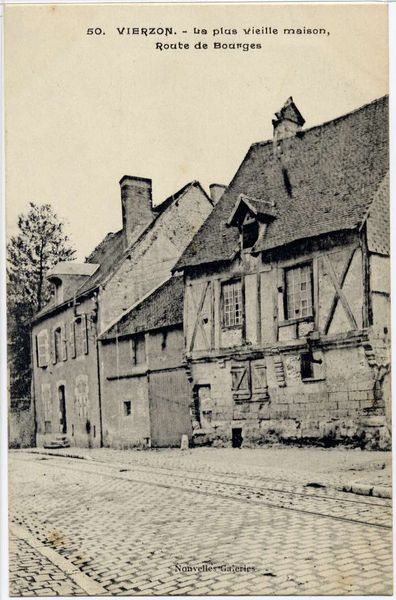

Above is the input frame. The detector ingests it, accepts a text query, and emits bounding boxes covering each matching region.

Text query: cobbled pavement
[8,451,393,596]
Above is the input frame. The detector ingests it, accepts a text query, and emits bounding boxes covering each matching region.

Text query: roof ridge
[252,94,388,149]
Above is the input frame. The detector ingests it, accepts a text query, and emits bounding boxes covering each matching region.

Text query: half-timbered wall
[185,233,365,357]
[185,231,389,448]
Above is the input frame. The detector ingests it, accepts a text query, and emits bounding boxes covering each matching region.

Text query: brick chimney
[272,97,305,145]
[120,175,154,248]
[209,183,227,205]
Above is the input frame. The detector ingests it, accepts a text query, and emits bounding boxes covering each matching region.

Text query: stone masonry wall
[33,296,101,449]
[190,342,389,450]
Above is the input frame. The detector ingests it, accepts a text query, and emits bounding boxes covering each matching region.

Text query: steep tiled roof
[100,276,183,339]
[35,180,208,321]
[175,95,388,271]
[78,229,125,296]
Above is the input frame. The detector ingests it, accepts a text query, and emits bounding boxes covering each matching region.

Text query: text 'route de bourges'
[86,25,331,51]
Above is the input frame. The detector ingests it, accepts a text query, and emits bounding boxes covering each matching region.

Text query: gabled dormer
[227,193,277,253]
[47,262,99,305]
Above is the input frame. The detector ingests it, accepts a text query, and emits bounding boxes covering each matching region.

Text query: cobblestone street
[9,449,393,596]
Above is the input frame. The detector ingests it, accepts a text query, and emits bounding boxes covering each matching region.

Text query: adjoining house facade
[32,177,213,448]
[99,276,191,448]
[174,96,390,449]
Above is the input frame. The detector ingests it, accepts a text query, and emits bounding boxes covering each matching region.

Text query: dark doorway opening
[232,427,243,448]
[58,385,67,434]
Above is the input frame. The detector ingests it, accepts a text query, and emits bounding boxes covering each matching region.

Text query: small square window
[123,401,132,416]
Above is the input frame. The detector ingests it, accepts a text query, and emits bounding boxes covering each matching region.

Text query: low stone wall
[9,406,35,448]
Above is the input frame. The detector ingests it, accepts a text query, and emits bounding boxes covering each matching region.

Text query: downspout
[29,328,38,447]
[95,294,104,448]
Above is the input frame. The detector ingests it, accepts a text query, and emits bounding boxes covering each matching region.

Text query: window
[132,334,146,365]
[74,375,89,419]
[285,263,313,320]
[73,315,88,357]
[300,353,314,380]
[242,218,259,249]
[36,330,49,368]
[54,327,62,363]
[123,400,132,416]
[42,384,52,432]
[222,280,243,328]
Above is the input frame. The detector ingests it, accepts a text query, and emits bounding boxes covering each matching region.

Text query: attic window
[242,217,259,249]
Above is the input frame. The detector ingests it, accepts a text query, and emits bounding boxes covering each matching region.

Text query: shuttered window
[74,315,89,357]
[36,330,49,367]
[285,263,313,320]
[54,327,62,363]
[75,376,89,419]
[222,280,243,328]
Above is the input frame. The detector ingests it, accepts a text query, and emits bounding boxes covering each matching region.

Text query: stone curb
[338,483,392,499]
[19,448,392,500]
[10,524,108,596]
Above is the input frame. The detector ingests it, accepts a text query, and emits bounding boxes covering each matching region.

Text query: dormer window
[242,216,259,249]
[227,193,276,254]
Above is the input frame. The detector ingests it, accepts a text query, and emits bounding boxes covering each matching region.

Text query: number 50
[87,28,105,35]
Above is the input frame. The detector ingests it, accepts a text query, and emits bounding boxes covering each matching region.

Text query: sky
[5,3,388,260]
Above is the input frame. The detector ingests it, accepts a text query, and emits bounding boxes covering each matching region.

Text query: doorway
[232,427,243,448]
[58,385,67,434]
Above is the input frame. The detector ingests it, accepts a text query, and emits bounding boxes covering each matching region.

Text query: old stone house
[99,276,191,448]
[32,177,213,448]
[174,96,390,449]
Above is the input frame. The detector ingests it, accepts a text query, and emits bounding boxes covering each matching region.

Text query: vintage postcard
[4,2,391,597]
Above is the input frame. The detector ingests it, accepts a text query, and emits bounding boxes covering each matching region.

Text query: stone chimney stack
[120,175,154,248]
[209,183,227,205]
[272,97,305,146]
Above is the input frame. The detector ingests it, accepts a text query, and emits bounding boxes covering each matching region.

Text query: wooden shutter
[231,362,251,401]
[37,330,49,367]
[51,328,57,364]
[62,323,68,361]
[70,320,76,358]
[35,335,40,366]
[82,314,89,355]
[42,383,52,420]
[251,360,269,399]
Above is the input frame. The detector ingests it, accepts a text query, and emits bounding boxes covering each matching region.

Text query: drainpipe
[96,336,104,447]
[29,328,38,446]
[94,297,104,448]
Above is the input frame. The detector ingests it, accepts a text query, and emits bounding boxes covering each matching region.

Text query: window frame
[123,400,132,417]
[283,261,314,322]
[132,333,146,366]
[53,325,63,364]
[73,315,89,358]
[221,278,243,330]
[242,216,259,250]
